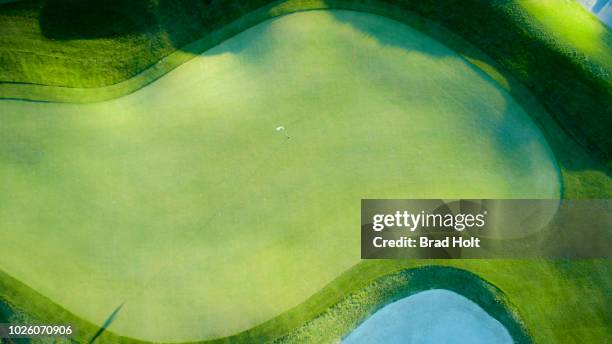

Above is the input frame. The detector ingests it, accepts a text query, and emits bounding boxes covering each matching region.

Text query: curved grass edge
[3,260,612,343]
[0,0,610,199]
[0,1,610,343]
[274,265,532,344]
[0,268,103,343]
[1,0,611,164]
[0,0,304,103]
[230,260,612,344]
[0,264,534,344]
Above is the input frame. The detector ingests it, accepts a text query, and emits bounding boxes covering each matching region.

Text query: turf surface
[1,0,610,164]
[0,1,610,343]
[278,261,611,344]
[0,10,561,342]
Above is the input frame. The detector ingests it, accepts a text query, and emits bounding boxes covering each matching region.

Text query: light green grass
[0,10,561,342]
[277,260,611,344]
[1,0,610,164]
[0,1,610,343]
[519,0,612,67]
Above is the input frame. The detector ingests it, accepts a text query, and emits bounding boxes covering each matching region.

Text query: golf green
[0,10,560,342]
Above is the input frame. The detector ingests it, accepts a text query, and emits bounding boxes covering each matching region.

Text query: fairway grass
[278,261,611,344]
[2,0,610,165]
[0,10,562,342]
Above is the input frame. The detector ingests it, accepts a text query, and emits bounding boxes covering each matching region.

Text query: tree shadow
[327,9,450,58]
[33,0,612,177]
[38,0,267,45]
[39,0,156,40]
[326,3,611,182]
[157,0,271,53]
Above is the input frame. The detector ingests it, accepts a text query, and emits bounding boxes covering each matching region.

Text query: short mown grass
[1,0,610,164]
[0,1,610,343]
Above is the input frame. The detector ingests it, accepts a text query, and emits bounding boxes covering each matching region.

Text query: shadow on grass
[39,0,156,40]
[88,302,124,344]
[38,0,267,45]
[0,299,31,344]
[31,0,612,179]
[326,3,611,189]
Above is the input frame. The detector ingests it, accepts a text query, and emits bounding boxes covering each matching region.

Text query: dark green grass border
[3,260,612,343]
[1,0,611,165]
[0,0,610,199]
[0,1,610,343]
[275,266,532,344]
[0,265,533,344]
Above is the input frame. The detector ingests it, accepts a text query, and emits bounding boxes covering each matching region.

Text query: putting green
[0,10,560,342]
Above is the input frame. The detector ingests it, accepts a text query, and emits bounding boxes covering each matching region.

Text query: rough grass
[2,261,610,343]
[0,10,563,341]
[0,0,611,165]
[275,260,612,344]
[0,1,610,343]
[0,1,610,200]
[0,0,269,87]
